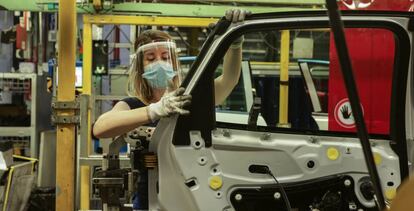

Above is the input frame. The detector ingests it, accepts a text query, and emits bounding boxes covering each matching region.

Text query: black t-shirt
[122,97,146,110]
[92,97,157,139]
[122,97,158,127]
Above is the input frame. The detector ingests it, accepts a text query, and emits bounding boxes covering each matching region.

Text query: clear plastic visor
[136,41,179,70]
[134,41,182,89]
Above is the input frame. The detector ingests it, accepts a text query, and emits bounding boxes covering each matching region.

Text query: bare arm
[214,47,242,105]
[92,101,151,139]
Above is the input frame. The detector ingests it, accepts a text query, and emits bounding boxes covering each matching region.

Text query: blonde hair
[127,30,180,104]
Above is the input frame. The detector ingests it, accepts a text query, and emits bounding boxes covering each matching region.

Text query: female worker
[92,9,250,210]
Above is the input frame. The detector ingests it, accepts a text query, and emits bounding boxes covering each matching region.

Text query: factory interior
[0,0,414,211]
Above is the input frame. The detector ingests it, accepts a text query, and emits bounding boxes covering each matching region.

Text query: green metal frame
[1,1,323,16]
[111,3,319,17]
[189,0,324,4]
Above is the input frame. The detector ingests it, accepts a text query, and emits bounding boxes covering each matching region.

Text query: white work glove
[147,87,192,122]
[225,8,251,24]
[225,9,251,49]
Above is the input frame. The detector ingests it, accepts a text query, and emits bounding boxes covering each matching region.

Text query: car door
[148,11,414,211]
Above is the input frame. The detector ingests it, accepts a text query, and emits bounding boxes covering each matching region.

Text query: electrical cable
[100,26,118,56]
[77,29,82,46]
[104,26,117,40]
[265,167,292,211]
[173,28,199,50]
[116,25,133,44]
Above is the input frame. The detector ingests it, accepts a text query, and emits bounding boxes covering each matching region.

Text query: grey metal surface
[79,94,90,158]
[241,61,253,111]
[0,127,32,137]
[311,112,328,131]
[148,116,198,211]
[299,62,322,112]
[216,111,267,126]
[51,115,80,124]
[4,161,36,211]
[0,149,13,178]
[51,98,80,109]
[37,12,44,74]
[33,73,52,157]
[148,14,411,211]
[175,130,399,210]
[93,178,124,185]
[37,130,56,187]
[108,136,127,156]
[79,155,131,167]
[51,97,81,123]
[150,124,401,211]
[251,67,329,77]
[0,73,52,158]
[110,74,129,96]
[76,94,90,209]
[406,43,414,173]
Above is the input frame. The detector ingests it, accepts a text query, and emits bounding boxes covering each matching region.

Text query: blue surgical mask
[142,61,176,88]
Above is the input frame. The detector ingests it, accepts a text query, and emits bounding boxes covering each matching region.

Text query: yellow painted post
[82,20,92,95]
[278,30,291,128]
[56,0,76,210]
[80,16,92,210]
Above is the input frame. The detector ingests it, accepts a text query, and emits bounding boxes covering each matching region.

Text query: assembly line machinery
[3,1,405,211]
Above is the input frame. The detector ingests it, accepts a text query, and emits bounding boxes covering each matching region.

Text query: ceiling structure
[0,0,325,17]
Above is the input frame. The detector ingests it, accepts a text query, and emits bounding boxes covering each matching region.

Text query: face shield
[135,41,182,89]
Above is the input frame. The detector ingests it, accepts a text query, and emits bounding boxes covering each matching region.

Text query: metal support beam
[111,3,317,17]
[83,15,218,27]
[195,0,324,4]
[277,30,290,128]
[80,16,93,210]
[1,1,322,16]
[56,0,76,210]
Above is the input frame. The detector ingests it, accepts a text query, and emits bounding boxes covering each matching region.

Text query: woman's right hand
[225,8,251,23]
[147,87,192,121]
